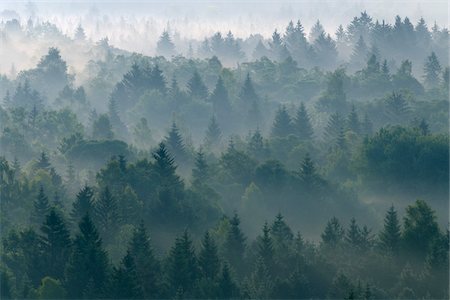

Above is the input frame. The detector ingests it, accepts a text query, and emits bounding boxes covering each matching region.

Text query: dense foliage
[0,10,448,299]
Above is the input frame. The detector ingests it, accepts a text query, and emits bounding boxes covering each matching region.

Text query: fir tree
[218,262,238,299]
[361,113,373,136]
[128,222,160,298]
[31,185,50,227]
[247,128,267,161]
[36,152,51,170]
[423,51,442,88]
[324,112,345,145]
[204,115,222,150]
[271,105,292,138]
[65,214,109,299]
[40,209,71,280]
[271,213,294,253]
[321,217,344,247]
[223,213,247,275]
[243,257,273,299]
[210,76,232,124]
[293,102,314,141]
[378,205,401,255]
[257,222,274,270]
[92,114,114,140]
[346,105,360,134]
[346,218,362,248]
[156,30,176,57]
[94,186,120,241]
[192,149,209,188]
[187,71,209,100]
[70,185,94,225]
[350,35,368,70]
[164,122,186,162]
[167,230,198,297]
[198,231,220,280]
[309,20,325,42]
[110,251,143,299]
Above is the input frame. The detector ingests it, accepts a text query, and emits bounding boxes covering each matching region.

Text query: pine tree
[243,257,273,299]
[321,217,344,247]
[385,92,409,122]
[65,214,109,299]
[239,73,259,109]
[378,205,401,255]
[271,105,292,138]
[31,185,50,226]
[108,97,128,139]
[192,149,209,188]
[74,24,86,40]
[198,231,220,280]
[299,154,319,190]
[350,35,368,70]
[94,186,119,241]
[187,71,209,100]
[346,105,360,134]
[210,77,232,124]
[346,217,362,248]
[324,112,345,145]
[257,222,274,270]
[110,251,143,299]
[153,142,183,189]
[223,213,247,275]
[40,209,71,280]
[128,222,160,298]
[247,129,267,161]
[423,51,442,88]
[218,262,238,299]
[204,115,222,150]
[293,102,314,141]
[309,20,325,42]
[156,30,176,57]
[167,230,198,297]
[270,213,294,253]
[70,185,94,225]
[164,122,186,162]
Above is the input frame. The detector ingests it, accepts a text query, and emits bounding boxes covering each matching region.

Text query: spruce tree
[92,114,114,140]
[218,262,238,299]
[166,230,198,297]
[321,217,345,247]
[239,73,259,109]
[36,152,51,170]
[31,185,50,227]
[164,122,186,162]
[156,30,176,57]
[361,113,373,136]
[346,105,360,134]
[94,186,119,242]
[350,35,368,70]
[110,251,143,299]
[192,149,209,188]
[378,205,401,255]
[257,222,274,270]
[210,76,232,124]
[423,51,441,88]
[223,213,246,275]
[65,214,109,299]
[153,142,183,189]
[243,257,273,299]
[293,102,314,141]
[198,231,220,280]
[299,154,319,190]
[324,112,345,144]
[70,185,94,225]
[204,115,222,150]
[345,218,362,248]
[247,129,267,161]
[40,209,71,280]
[271,105,292,138]
[271,213,294,253]
[187,71,209,100]
[128,222,160,298]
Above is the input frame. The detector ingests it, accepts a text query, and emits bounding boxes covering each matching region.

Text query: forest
[0,4,449,300]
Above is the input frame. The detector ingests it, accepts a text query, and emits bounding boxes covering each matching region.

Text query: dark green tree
[378,205,401,255]
[423,52,442,88]
[70,185,94,225]
[187,71,209,101]
[164,122,187,163]
[110,251,143,299]
[271,105,292,138]
[92,114,114,140]
[293,102,314,141]
[321,217,345,247]
[94,186,119,242]
[198,231,220,280]
[65,214,109,299]
[166,230,198,297]
[40,209,71,280]
[204,115,222,150]
[223,213,247,275]
[257,222,274,270]
[346,105,360,134]
[31,185,50,227]
[128,222,160,298]
[210,77,232,124]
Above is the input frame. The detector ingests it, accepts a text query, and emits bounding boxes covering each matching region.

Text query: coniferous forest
[0,2,449,299]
